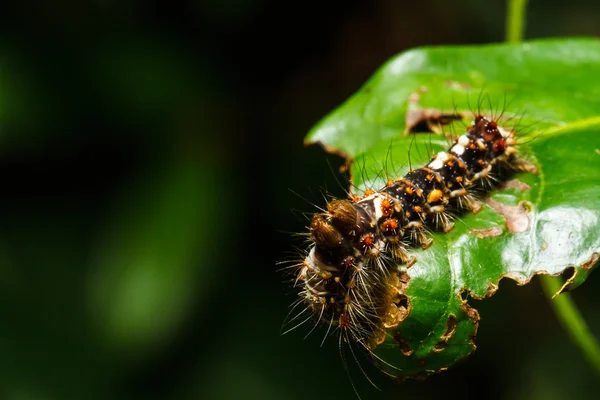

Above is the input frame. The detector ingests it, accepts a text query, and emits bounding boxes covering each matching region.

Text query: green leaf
[304,38,600,376]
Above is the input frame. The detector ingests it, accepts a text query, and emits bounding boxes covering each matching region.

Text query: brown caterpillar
[284,114,537,354]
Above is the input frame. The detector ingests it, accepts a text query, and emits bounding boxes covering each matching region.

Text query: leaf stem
[505,0,528,43]
[540,275,600,376]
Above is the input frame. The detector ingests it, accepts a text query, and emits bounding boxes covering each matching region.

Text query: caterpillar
[283,111,537,356]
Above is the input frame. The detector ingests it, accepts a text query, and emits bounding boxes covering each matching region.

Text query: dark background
[0,0,598,399]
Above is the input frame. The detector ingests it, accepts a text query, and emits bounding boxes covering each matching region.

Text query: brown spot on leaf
[383,271,412,329]
[485,198,531,233]
[583,252,600,269]
[498,179,531,192]
[393,335,414,356]
[407,86,428,104]
[432,342,446,352]
[398,270,411,290]
[445,80,472,90]
[462,302,480,324]
[405,109,464,134]
[485,282,499,297]
[470,226,503,238]
[511,157,539,175]
[408,93,420,103]
[432,315,458,353]
[458,290,481,325]
[456,289,479,357]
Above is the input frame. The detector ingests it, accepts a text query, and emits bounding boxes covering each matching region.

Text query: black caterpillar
[285,114,536,353]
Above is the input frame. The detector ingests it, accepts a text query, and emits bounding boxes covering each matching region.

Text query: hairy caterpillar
[282,111,537,359]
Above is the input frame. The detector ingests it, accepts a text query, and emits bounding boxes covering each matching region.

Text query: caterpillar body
[288,114,536,353]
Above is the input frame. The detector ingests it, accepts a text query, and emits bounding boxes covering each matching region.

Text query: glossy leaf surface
[305,38,600,375]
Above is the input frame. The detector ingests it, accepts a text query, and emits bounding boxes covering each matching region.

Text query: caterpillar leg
[439,214,455,233]
[463,195,484,214]
[427,205,455,233]
[388,241,416,267]
[415,229,433,249]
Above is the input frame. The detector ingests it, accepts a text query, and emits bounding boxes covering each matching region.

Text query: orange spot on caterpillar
[381,198,393,216]
[381,218,399,232]
[427,189,443,203]
[361,233,375,249]
[364,189,375,197]
[413,206,423,213]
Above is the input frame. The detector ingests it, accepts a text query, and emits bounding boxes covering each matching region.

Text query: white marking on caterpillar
[452,143,465,155]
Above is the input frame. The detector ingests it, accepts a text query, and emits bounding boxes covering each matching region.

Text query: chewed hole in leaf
[393,335,414,357]
[432,315,458,353]
[485,198,532,233]
[404,108,464,134]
